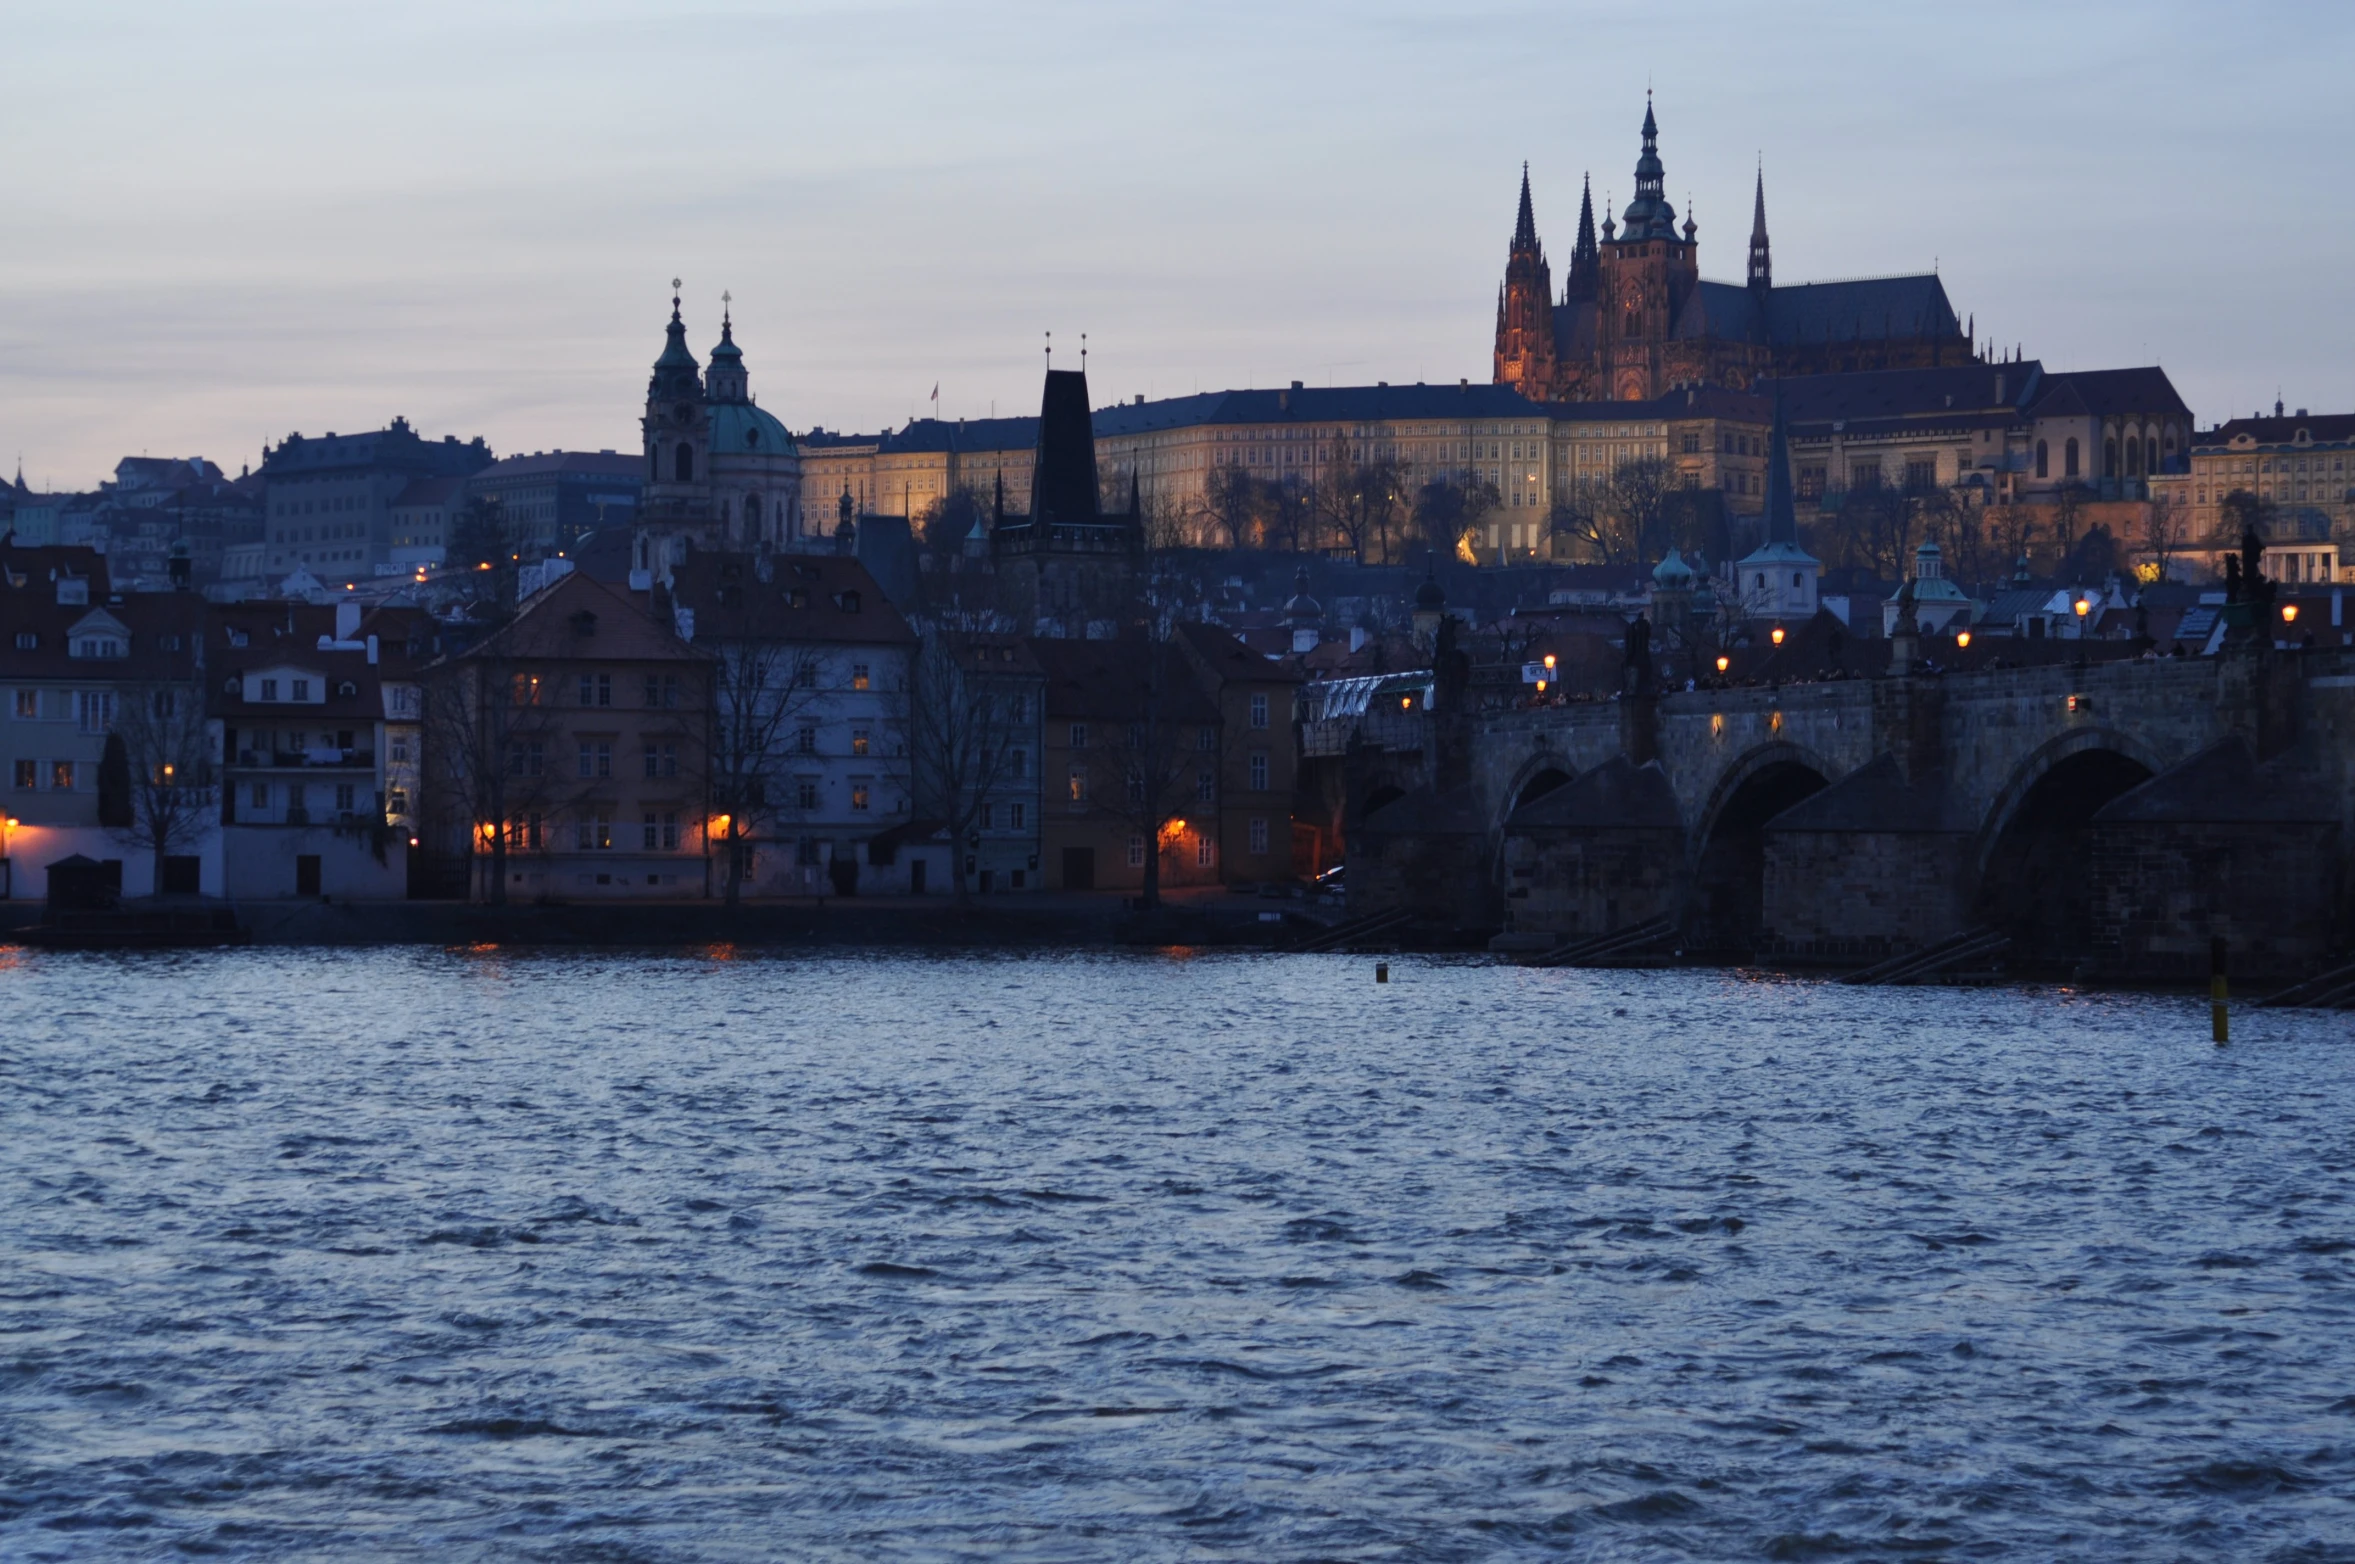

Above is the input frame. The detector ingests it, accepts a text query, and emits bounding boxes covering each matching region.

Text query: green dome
[709,400,796,455]
[1651,547,1694,587]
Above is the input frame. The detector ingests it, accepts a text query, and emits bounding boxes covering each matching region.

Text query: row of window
[246,780,365,814]
[12,759,80,790]
[12,689,122,729]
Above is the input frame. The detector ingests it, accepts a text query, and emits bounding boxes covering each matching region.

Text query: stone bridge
[1350,648,2355,980]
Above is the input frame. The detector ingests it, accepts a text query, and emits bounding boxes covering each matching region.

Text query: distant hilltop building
[1494,98,1973,402]
[633,287,804,576]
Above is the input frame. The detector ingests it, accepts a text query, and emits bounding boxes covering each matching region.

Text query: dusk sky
[3,0,2349,490]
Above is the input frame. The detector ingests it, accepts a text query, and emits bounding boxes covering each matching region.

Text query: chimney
[335,599,360,641]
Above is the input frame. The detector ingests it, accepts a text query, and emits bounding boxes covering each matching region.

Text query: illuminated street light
[2283,603,2300,624]
[1956,630,1972,649]
[1715,655,1730,673]
[1770,626,1785,646]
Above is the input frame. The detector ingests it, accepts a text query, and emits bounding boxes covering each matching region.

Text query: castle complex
[1495,100,1974,402]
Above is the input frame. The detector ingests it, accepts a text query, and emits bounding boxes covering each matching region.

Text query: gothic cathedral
[1495,100,1974,403]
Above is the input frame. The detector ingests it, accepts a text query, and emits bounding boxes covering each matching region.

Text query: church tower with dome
[633,285,803,579]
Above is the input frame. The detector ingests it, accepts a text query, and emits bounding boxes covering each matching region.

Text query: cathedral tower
[1596,97,1700,401]
[1491,164,1556,396]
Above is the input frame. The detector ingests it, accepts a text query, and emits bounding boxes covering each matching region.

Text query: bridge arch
[1499,754,1576,825]
[1686,741,1835,956]
[1971,728,2162,967]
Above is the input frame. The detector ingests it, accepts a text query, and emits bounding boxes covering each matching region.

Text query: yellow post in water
[2210,936,2229,1045]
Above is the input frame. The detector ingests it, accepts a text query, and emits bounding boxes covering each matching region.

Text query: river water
[2,948,2351,1561]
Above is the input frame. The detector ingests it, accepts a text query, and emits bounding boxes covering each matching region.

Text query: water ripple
[1,948,2351,1560]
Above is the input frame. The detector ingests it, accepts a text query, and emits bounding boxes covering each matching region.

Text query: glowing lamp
[2283,603,2300,623]
[1534,679,1548,693]
[1956,630,1972,648]
[1770,626,1785,646]
[709,813,732,836]
[2074,597,2091,618]
[408,836,420,848]
[1715,655,1730,673]
[1400,696,1413,709]
[1542,653,1557,671]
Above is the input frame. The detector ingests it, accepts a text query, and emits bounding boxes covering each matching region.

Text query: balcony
[236,748,376,769]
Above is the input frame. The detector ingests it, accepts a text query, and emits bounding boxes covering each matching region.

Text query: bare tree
[420,658,561,904]
[1550,455,1675,564]
[1320,452,1408,564]
[702,632,825,908]
[2141,490,2185,583]
[906,630,1031,903]
[1202,460,1258,550]
[1414,475,1501,563]
[1266,477,1318,555]
[1083,635,1209,911]
[107,682,215,894]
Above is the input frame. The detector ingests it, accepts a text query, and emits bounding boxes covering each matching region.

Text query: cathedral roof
[2027,368,2191,422]
[1760,274,1961,345]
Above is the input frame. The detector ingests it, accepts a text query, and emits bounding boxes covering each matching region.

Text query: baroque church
[1494,100,1973,402]
[633,286,804,576]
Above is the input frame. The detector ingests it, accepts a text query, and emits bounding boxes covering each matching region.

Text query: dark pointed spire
[1513,161,1538,249]
[1747,165,1772,292]
[1564,172,1601,303]
[1620,99,1677,241]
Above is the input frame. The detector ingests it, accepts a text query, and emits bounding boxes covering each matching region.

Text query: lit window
[850,782,870,812]
[1068,767,1087,805]
[850,663,870,691]
[851,729,870,757]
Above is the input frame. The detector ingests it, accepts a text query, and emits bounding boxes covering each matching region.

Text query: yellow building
[1089,380,1770,561]
[2170,407,2355,583]
[797,419,1037,539]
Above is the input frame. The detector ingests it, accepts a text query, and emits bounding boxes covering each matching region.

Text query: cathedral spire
[1748,165,1772,292]
[1619,96,1678,241]
[1565,173,1600,302]
[1513,162,1538,250]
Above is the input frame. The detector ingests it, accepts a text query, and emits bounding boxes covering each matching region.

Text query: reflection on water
[2,949,2351,1560]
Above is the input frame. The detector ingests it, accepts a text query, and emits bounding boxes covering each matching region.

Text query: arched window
[2065,437,2080,478]
[2036,440,2049,478]
[2104,439,2118,478]
[2146,437,2159,474]
[675,443,694,483]
[2126,439,2142,476]
[1792,572,1803,587]
[745,492,761,530]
